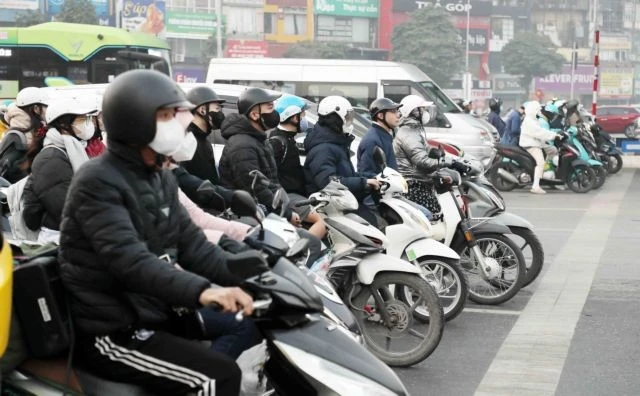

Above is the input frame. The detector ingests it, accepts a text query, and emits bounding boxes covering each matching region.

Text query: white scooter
[370,147,467,321]
[402,146,526,305]
[294,181,444,368]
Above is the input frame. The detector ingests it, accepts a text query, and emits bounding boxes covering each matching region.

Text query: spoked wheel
[508,227,544,288]
[352,273,444,367]
[491,162,519,192]
[607,153,623,174]
[460,233,526,305]
[566,165,595,193]
[399,257,468,322]
[591,165,607,190]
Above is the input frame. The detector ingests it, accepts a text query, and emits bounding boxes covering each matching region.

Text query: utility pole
[216,0,223,58]
[463,0,472,100]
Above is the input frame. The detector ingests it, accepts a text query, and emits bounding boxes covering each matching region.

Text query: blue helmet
[275,95,307,122]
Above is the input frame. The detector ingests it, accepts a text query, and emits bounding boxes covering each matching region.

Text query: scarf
[43,128,90,173]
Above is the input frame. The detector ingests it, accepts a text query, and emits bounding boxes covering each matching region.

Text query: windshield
[418,81,460,113]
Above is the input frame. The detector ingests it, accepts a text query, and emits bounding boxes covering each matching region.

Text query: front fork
[458,218,495,279]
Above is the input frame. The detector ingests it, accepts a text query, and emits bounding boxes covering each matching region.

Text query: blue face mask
[299,116,310,132]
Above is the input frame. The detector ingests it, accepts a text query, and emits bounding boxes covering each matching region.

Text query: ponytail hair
[24,114,75,172]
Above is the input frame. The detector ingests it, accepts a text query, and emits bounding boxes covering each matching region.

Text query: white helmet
[16,87,49,107]
[318,96,354,133]
[45,98,97,124]
[399,95,433,118]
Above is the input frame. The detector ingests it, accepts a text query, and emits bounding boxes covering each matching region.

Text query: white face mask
[149,118,186,156]
[342,122,354,135]
[421,111,431,126]
[168,132,197,162]
[72,119,96,141]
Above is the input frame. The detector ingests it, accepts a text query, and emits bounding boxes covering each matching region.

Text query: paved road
[394,168,640,396]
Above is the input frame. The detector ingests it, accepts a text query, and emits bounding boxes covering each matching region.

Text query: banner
[314,0,379,18]
[600,69,633,99]
[173,66,206,83]
[2,0,38,10]
[392,0,492,16]
[166,10,224,37]
[534,64,594,95]
[225,40,268,58]
[122,0,167,37]
[48,0,114,26]
[458,28,488,53]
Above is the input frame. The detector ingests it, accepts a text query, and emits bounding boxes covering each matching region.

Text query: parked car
[596,105,640,137]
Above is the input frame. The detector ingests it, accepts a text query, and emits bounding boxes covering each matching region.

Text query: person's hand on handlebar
[367,179,381,190]
[199,287,253,316]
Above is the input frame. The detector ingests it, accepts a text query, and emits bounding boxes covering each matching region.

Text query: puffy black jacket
[181,123,219,185]
[23,146,73,231]
[59,140,239,336]
[267,127,307,196]
[393,118,439,177]
[303,124,367,200]
[172,166,233,211]
[219,114,291,218]
[0,130,29,183]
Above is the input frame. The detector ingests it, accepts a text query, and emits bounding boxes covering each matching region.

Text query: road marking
[475,171,635,396]
[509,207,586,212]
[463,308,521,316]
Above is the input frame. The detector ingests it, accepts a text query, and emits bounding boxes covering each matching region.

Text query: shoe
[530,187,546,194]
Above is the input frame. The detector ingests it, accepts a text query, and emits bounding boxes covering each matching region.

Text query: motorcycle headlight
[274,341,404,396]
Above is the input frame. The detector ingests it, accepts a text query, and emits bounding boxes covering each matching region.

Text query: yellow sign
[600,69,634,98]
[600,36,632,51]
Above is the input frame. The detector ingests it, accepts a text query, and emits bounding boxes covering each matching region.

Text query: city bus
[0,22,171,100]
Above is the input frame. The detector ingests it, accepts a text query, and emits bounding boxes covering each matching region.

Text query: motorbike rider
[183,86,226,185]
[519,101,561,194]
[0,87,48,182]
[393,95,442,218]
[22,97,97,243]
[501,104,524,145]
[303,95,380,226]
[267,95,327,240]
[356,97,402,175]
[59,70,257,396]
[487,97,506,138]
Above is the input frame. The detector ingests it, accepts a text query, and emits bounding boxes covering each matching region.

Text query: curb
[623,155,640,169]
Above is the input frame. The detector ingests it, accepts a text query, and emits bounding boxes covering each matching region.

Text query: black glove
[453,161,471,174]
[217,234,252,254]
[225,250,269,279]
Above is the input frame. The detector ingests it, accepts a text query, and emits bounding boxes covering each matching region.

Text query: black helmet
[102,70,193,145]
[369,98,402,119]
[186,86,226,110]
[489,97,502,112]
[237,87,281,116]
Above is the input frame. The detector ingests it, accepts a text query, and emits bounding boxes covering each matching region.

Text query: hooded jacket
[519,102,558,148]
[59,140,239,335]
[218,114,291,218]
[303,122,367,200]
[393,117,439,176]
[181,123,219,185]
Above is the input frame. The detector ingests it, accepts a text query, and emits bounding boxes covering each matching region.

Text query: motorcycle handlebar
[293,197,319,207]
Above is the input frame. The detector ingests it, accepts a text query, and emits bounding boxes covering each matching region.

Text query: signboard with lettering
[534,64,594,95]
[600,69,633,99]
[315,0,379,17]
[48,0,114,26]
[122,0,167,37]
[166,10,225,37]
[458,28,488,52]
[494,76,523,93]
[225,39,268,58]
[2,0,38,10]
[173,66,206,83]
[392,0,491,16]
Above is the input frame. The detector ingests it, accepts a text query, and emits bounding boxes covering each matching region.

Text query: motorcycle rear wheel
[352,273,444,367]
[607,153,623,174]
[491,162,519,192]
[591,165,607,190]
[509,227,545,288]
[566,165,595,193]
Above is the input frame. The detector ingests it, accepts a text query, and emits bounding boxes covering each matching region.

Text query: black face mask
[259,110,280,130]
[207,111,225,132]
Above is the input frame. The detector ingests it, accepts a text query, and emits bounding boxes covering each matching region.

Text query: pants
[526,147,545,188]
[198,309,261,360]
[75,326,241,396]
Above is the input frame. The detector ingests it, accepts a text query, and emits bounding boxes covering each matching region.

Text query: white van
[206,58,496,165]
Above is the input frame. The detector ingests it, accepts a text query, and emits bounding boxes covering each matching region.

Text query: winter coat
[22,146,72,231]
[357,123,398,176]
[59,140,239,335]
[519,102,557,148]
[267,127,307,196]
[488,110,506,138]
[181,123,219,185]
[218,114,291,218]
[393,118,439,177]
[501,110,522,145]
[172,166,233,211]
[303,123,367,200]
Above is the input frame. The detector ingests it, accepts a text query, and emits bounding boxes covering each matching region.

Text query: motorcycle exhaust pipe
[497,168,520,184]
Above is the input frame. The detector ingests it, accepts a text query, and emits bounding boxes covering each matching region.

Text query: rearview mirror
[231,190,263,222]
[272,188,291,218]
[372,146,387,172]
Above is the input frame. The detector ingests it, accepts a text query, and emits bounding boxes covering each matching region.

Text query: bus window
[417,81,459,113]
[0,48,19,99]
[304,83,375,109]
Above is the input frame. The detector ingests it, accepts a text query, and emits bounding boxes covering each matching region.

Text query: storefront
[533,63,594,104]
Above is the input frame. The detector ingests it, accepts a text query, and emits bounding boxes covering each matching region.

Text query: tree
[283,41,348,59]
[56,0,98,25]
[16,10,47,27]
[501,32,565,97]
[391,7,464,86]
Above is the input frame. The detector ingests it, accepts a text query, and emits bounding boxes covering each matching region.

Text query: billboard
[122,0,167,37]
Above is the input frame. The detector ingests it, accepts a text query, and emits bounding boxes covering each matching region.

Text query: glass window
[383,85,412,103]
[284,13,307,35]
[305,83,375,108]
[418,81,459,113]
[352,17,369,43]
[264,13,276,34]
[225,6,258,34]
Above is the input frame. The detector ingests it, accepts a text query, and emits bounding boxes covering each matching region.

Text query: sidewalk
[623,155,640,168]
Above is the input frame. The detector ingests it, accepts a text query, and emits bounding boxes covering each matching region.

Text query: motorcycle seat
[17,358,151,395]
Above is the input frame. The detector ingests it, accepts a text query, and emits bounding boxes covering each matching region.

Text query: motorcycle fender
[469,218,512,235]
[356,253,421,285]
[587,159,603,167]
[609,148,623,155]
[405,238,460,261]
[571,158,591,168]
[493,211,534,230]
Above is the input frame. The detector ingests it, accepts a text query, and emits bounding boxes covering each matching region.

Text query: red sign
[225,40,268,58]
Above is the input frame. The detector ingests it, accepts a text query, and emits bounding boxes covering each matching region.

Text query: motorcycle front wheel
[508,227,545,288]
[352,273,444,367]
[565,165,595,193]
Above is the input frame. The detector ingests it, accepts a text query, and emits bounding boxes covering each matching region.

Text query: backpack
[0,130,28,182]
[268,135,288,165]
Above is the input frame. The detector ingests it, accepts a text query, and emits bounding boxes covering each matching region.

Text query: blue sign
[48,0,114,26]
[620,138,640,153]
[173,66,206,83]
